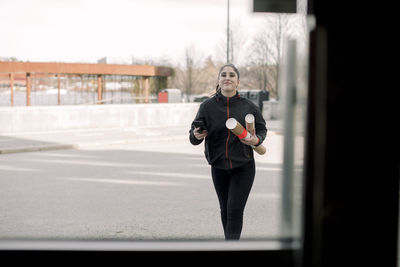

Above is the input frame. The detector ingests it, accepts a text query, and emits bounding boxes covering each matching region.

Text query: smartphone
[193,120,206,133]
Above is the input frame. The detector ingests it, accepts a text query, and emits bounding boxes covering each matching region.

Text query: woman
[189,64,267,240]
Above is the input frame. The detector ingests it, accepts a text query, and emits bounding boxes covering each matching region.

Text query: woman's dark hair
[215,64,240,93]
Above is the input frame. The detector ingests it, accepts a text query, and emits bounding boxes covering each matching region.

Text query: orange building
[0,61,173,106]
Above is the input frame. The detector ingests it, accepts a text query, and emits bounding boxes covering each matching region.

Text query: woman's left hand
[240,134,259,147]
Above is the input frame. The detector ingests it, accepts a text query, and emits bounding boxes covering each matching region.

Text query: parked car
[193,94,210,102]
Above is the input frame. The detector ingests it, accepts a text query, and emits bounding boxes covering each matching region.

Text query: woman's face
[218,66,240,96]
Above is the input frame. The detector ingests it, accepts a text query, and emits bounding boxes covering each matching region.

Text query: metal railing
[0,73,162,106]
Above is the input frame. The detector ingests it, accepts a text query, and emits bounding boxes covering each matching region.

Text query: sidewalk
[0,120,283,154]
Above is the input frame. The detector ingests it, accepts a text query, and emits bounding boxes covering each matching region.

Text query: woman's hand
[194,127,208,140]
[240,132,259,147]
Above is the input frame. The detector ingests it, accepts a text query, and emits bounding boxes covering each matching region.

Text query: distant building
[0,61,173,106]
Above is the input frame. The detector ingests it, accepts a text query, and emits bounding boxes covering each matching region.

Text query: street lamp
[226,0,230,64]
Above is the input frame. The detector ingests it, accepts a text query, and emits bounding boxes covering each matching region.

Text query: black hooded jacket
[189,91,267,170]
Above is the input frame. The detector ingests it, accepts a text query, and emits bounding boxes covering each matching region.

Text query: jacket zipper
[225,97,233,169]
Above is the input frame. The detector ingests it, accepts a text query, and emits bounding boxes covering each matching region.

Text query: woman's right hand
[194,127,208,140]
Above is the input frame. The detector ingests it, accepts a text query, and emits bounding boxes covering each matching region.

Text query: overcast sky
[0,0,275,66]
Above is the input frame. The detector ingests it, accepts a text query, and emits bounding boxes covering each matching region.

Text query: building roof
[0,61,172,77]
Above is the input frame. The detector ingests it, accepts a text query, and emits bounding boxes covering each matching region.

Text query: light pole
[226,0,230,64]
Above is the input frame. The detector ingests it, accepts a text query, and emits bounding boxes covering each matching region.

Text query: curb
[0,136,188,155]
[0,131,280,155]
[0,144,76,155]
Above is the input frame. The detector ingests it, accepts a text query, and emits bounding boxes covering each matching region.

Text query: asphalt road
[0,137,284,241]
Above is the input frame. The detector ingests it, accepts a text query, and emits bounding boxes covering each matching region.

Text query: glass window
[0,1,311,263]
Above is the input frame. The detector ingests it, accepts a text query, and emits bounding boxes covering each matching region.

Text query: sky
[0,0,275,66]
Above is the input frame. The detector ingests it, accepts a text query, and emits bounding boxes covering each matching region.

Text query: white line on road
[0,139,14,142]
[74,132,105,137]
[250,193,281,199]
[25,158,141,168]
[0,165,38,172]
[66,177,187,187]
[125,170,210,180]
[257,167,283,171]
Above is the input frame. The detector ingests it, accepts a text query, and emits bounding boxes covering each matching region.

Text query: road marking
[66,177,186,187]
[0,138,14,142]
[257,167,283,171]
[125,170,210,180]
[75,132,105,137]
[0,165,38,172]
[25,158,138,167]
[250,193,281,199]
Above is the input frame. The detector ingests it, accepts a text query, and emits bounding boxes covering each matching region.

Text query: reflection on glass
[0,0,311,249]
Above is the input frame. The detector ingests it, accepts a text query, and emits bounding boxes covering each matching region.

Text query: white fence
[0,103,200,134]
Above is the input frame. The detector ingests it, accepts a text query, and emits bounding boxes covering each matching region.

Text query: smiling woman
[189,63,268,240]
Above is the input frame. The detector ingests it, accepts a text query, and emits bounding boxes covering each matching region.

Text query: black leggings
[211,160,255,240]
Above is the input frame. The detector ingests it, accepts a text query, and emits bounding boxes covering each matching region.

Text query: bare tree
[246,14,296,99]
[184,47,195,100]
[216,20,248,66]
[228,21,248,65]
[197,56,224,96]
[169,45,205,101]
